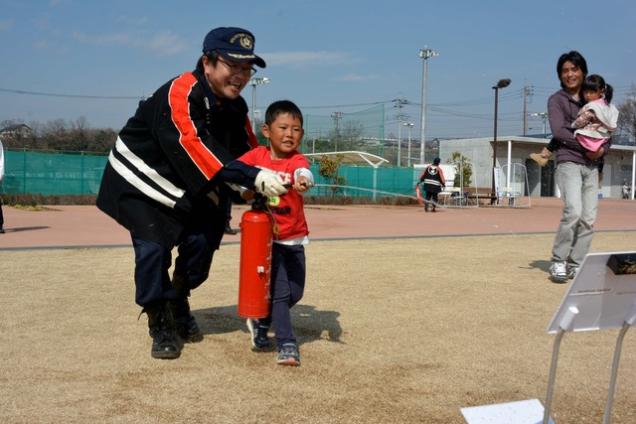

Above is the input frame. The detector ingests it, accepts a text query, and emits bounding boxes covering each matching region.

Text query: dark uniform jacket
[419,165,445,193]
[97,69,259,247]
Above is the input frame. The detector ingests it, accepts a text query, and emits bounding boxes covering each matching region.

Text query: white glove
[254,170,288,197]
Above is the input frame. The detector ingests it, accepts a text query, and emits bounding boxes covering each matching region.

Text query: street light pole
[249,77,270,129]
[418,47,438,165]
[491,78,511,205]
[404,122,414,167]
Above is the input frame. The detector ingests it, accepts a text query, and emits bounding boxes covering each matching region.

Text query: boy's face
[203,55,253,99]
[262,112,304,159]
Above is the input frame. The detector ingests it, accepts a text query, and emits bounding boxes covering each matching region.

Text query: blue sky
[1,0,635,140]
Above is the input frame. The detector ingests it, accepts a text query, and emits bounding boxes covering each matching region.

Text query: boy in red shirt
[238,100,313,366]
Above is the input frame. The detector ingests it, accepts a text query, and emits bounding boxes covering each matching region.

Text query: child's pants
[261,243,306,346]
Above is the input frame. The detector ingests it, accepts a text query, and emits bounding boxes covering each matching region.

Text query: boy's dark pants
[261,243,306,346]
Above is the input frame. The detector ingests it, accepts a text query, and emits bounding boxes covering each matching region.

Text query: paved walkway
[0,197,634,250]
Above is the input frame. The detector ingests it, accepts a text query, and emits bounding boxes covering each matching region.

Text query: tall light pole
[404,122,414,167]
[418,47,438,165]
[249,77,270,129]
[491,78,511,205]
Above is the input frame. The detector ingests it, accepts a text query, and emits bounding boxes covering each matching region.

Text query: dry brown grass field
[1,232,636,423]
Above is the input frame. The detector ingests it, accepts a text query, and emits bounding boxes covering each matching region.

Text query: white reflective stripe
[108,152,176,209]
[114,137,185,199]
[423,179,443,186]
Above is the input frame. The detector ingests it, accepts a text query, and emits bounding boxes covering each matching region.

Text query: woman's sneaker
[549,261,569,283]
[246,319,271,351]
[277,343,300,366]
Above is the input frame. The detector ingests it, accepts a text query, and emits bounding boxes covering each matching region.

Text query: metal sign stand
[543,252,636,424]
[603,312,636,424]
[462,252,635,424]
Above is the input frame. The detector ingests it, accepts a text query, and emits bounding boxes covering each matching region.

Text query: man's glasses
[217,57,257,77]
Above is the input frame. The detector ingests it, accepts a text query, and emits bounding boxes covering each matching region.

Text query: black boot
[169,275,203,343]
[143,301,181,359]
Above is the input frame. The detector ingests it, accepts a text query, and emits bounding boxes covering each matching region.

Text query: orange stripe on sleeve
[168,72,223,180]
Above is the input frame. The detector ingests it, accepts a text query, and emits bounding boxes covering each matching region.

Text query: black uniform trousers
[131,203,226,307]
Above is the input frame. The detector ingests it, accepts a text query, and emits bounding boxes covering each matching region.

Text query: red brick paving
[0,197,634,249]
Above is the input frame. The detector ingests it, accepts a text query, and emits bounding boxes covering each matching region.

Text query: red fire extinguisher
[238,195,273,318]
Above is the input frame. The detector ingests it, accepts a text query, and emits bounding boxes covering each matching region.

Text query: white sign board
[547,252,636,334]
[461,398,554,424]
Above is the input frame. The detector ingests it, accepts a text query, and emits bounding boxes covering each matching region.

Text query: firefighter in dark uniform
[418,157,446,212]
[97,27,288,359]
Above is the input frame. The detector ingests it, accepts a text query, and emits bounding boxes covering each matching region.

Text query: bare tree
[618,84,636,144]
[2,117,116,152]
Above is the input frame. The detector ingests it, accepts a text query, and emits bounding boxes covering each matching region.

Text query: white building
[438,136,636,199]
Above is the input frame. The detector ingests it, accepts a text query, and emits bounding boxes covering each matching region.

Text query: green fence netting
[2,149,108,195]
[1,148,419,200]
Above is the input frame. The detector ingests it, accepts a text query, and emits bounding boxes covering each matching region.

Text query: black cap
[433,157,441,165]
[202,27,266,68]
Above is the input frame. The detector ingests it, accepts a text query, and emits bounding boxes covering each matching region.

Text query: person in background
[622,180,631,199]
[240,100,313,366]
[0,138,5,234]
[96,27,288,360]
[224,203,239,235]
[418,157,446,212]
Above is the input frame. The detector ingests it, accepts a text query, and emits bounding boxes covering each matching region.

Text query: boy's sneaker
[246,319,271,350]
[277,343,300,366]
[549,261,569,283]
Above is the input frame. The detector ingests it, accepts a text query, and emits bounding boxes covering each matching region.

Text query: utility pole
[393,98,408,167]
[331,111,343,152]
[522,85,534,136]
[418,47,438,164]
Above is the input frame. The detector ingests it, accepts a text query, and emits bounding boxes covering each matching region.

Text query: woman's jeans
[551,162,599,267]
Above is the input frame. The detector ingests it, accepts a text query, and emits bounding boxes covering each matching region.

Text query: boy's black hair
[265,100,304,126]
[556,51,588,89]
[582,74,614,104]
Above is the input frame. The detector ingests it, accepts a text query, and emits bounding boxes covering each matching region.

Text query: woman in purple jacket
[547,51,609,283]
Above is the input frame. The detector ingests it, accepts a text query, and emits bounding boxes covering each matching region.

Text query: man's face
[203,55,254,99]
[560,60,584,94]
